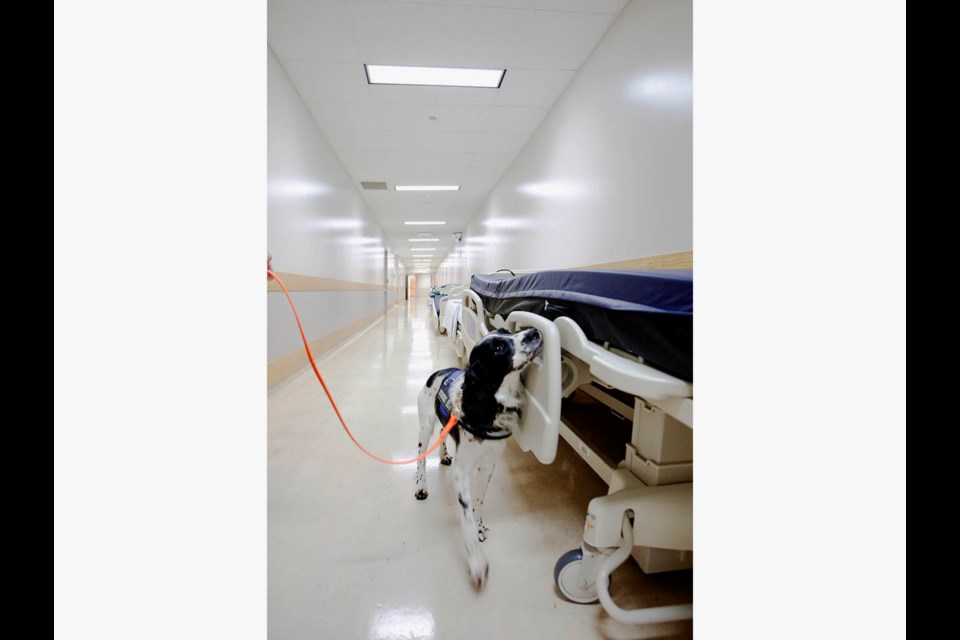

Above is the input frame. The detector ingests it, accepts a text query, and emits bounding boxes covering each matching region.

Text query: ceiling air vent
[360,181,388,190]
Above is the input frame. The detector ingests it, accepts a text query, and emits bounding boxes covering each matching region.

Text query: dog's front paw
[414,489,428,500]
[467,553,489,590]
[440,455,453,466]
[477,521,489,542]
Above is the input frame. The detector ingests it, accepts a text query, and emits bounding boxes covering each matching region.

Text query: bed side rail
[503,311,563,464]
[554,317,692,403]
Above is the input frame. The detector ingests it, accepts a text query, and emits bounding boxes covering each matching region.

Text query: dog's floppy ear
[461,363,499,427]
[467,341,485,367]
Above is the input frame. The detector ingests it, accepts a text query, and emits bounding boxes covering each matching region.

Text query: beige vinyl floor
[268,298,692,639]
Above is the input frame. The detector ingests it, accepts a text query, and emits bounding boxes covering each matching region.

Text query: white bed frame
[429,283,466,335]
[455,282,693,622]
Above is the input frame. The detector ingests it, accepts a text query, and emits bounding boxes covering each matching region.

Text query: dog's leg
[472,444,502,542]
[414,409,437,501]
[453,436,488,589]
[439,438,453,466]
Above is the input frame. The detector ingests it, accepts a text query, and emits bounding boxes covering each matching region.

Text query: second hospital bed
[453,268,694,622]
[428,283,465,335]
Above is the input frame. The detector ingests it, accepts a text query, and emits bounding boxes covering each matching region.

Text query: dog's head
[468,327,543,379]
[459,327,542,431]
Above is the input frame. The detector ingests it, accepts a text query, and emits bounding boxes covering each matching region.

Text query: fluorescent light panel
[395,185,460,192]
[405,221,446,225]
[365,64,505,88]
[408,238,440,242]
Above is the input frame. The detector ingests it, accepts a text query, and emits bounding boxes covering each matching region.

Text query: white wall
[437,0,691,282]
[268,48,400,363]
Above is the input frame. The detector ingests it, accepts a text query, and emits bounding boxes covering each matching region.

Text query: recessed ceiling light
[404,221,446,225]
[408,238,440,242]
[395,185,460,192]
[365,64,505,88]
[410,248,436,251]
[416,232,433,236]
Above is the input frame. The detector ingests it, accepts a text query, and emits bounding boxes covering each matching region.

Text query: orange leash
[269,269,458,464]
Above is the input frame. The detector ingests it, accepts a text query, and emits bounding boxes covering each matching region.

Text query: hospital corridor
[54,0,905,637]
[266,0,696,636]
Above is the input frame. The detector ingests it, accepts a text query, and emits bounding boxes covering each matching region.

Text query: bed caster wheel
[554,548,608,604]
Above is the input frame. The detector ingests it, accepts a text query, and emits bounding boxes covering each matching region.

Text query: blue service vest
[433,368,463,425]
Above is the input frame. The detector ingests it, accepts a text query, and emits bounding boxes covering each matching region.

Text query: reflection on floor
[268,299,692,640]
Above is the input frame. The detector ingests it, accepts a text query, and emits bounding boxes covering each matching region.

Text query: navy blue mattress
[470,270,692,380]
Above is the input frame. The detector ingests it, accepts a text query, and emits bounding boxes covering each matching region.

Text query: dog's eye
[493,342,506,354]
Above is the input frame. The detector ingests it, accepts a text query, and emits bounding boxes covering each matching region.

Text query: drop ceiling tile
[484,105,548,133]
[470,151,516,168]
[306,100,375,130]
[416,131,482,153]
[377,0,534,8]
[322,129,362,152]
[368,80,504,108]
[339,150,411,169]
[476,132,530,153]
[372,101,429,131]
[511,10,614,69]
[428,104,493,132]
[462,165,508,189]
[409,150,474,169]
[352,105,380,131]
[349,1,527,68]
[369,85,438,104]
[324,129,418,153]
[530,0,626,14]
[430,86,500,106]
[382,166,467,184]
[370,84,499,105]
[268,0,360,61]
[375,130,421,151]
[351,130,390,153]
[496,68,576,107]
[375,103,491,133]
[282,60,371,102]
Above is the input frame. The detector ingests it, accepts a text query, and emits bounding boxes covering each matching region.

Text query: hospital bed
[454,268,693,624]
[427,283,464,335]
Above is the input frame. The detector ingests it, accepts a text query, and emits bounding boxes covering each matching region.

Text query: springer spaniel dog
[414,327,543,589]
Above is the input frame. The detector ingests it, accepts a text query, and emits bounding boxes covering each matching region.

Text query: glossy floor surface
[268,300,692,639]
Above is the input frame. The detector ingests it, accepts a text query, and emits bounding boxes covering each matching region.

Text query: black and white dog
[415,327,543,589]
